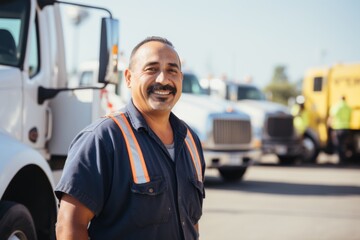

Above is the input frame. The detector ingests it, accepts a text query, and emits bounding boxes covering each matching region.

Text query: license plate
[230,154,241,165]
[275,145,287,154]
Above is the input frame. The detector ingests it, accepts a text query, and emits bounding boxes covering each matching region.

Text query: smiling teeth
[154,90,170,95]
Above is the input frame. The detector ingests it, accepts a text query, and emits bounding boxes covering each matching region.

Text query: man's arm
[195,223,200,239]
[56,194,95,240]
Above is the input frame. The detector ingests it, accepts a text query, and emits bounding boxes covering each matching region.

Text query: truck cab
[0,0,119,238]
[302,63,360,163]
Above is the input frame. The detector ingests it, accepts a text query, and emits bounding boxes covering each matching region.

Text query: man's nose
[155,71,170,84]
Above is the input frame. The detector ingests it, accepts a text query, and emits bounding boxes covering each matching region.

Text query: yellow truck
[302,63,360,163]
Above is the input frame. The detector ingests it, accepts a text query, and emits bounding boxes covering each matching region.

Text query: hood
[0,65,22,89]
[0,65,23,140]
[173,93,250,138]
[234,100,290,128]
[236,99,290,114]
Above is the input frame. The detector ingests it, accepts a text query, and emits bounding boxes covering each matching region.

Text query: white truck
[205,79,303,164]
[0,0,119,239]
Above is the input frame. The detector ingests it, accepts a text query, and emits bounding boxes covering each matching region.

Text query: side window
[182,76,192,93]
[313,76,323,92]
[79,71,94,86]
[28,16,39,78]
[0,20,20,66]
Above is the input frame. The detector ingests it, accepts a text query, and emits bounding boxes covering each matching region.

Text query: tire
[302,135,319,163]
[0,201,37,240]
[218,167,247,182]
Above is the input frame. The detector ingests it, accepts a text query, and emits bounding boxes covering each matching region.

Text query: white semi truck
[0,0,119,239]
[203,79,303,164]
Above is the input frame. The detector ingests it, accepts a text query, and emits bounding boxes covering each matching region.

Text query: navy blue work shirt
[55,100,206,240]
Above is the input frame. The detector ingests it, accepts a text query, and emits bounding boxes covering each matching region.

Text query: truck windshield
[237,85,265,100]
[182,73,208,95]
[226,84,266,100]
[0,0,30,67]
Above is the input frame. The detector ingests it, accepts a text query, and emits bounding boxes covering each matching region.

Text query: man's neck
[141,111,174,145]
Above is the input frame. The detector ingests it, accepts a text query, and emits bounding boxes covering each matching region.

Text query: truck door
[0,0,30,142]
[303,68,330,146]
[20,5,52,152]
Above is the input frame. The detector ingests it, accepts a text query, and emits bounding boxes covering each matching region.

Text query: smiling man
[55,36,206,240]
[124,38,183,145]
[127,38,182,110]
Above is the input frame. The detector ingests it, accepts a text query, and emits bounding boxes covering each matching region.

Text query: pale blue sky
[65,0,360,87]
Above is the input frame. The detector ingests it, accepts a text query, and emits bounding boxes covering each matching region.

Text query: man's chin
[148,101,174,112]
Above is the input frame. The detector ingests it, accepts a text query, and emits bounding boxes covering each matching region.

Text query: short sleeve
[54,129,113,216]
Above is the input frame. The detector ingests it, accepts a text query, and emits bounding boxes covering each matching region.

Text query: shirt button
[182,221,185,226]
[148,188,154,193]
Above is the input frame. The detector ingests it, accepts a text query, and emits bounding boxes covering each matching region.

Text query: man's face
[125,41,183,114]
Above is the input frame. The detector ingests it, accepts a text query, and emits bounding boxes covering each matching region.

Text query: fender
[0,131,55,198]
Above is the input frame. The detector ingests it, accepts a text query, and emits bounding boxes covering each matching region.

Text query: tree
[271,65,288,83]
[264,65,298,105]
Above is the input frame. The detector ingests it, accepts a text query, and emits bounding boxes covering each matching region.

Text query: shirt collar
[125,99,187,137]
[125,100,147,131]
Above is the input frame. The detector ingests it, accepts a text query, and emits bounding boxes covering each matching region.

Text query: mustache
[147,84,177,95]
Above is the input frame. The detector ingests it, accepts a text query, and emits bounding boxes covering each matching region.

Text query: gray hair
[128,36,179,69]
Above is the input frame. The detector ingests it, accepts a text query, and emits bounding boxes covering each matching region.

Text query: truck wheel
[218,167,247,182]
[302,135,319,163]
[0,201,37,240]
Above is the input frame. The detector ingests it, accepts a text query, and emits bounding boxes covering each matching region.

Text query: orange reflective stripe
[185,129,203,182]
[119,114,150,183]
[108,113,202,183]
[108,114,150,184]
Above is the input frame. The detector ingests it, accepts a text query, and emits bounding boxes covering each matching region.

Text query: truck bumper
[204,149,262,168]
[262,140,302,157]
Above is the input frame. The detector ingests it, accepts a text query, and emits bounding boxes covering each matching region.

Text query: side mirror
[98,17,119,84]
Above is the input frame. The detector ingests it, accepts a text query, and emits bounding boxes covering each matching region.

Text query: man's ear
[124,68,132,88]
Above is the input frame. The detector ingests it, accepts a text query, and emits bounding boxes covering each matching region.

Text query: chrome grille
[213,119,251,144]
[266,115,294,137]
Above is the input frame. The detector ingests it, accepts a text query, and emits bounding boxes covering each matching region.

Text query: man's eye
[145,67,157,72]
[169,69,178,74]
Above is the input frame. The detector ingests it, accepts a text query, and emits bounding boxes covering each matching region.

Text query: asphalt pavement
[200,154,360,240]
[52,153,360,240]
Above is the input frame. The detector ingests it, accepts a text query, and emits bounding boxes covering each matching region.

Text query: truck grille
[213,119,251,144]
[266,116,294,138]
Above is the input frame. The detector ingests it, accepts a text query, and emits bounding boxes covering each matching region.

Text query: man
[55,36,206,240]
[328,95,352,164]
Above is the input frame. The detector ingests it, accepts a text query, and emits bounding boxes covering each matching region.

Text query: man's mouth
[148,84,177,96]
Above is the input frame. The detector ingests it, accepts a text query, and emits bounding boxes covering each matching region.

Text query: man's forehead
[134,42,180,62]
[135,41,177,55]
